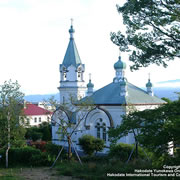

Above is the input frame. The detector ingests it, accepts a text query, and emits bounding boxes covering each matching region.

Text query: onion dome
[146,79,152,87]
[114,56,126,70]
[87,80,94,88]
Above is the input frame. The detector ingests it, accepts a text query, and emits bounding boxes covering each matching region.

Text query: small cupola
[113,55,127,83]
[146,74,153,96]
[87,73,94,96]
[114,56,126,70]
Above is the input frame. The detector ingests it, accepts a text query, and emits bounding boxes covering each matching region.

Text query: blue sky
[0,0,179,95]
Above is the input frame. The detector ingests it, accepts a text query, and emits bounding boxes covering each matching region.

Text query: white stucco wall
[25,114,51,126]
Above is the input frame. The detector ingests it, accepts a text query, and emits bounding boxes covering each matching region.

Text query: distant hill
[156,79,180,84]
[24,93,59,102]
[24,86,179,103]
[153,87,179,101]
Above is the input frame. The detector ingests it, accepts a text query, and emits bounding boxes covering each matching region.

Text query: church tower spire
[58,20,86,104]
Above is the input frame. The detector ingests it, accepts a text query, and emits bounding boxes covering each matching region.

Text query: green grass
[0,168,24,180]
[55,158,175,180]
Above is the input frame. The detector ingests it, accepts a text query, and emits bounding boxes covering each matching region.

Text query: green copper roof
[79,82,165,105]
[87,80,94,88]
[114,56,126,70]
[62,25,82,68]
[146,79,153,87]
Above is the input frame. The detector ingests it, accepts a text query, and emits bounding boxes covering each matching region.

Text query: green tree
[111,0,180,70]
[109,98,180,161]
[79,135,104,156]
[51,95,94,162]
[0,79,26,168]
[25,122,51,141]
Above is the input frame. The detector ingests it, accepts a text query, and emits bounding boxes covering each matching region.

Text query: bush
[45,142,66,161]
[79,135,104,156]
[109,143,145,162]
[0,146,49,167]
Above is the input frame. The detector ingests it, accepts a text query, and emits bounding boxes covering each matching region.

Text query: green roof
[87,80,94,88]
[79,82,165,105]
[146,79,153,87]
[62,26,82,68]
[114,56,126,70]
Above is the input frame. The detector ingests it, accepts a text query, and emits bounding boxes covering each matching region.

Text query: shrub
[109,143,145,162]
[45,142,66,160]
[0,146,49,167]
[79,135,104,156]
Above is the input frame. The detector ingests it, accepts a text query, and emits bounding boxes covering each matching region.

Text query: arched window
[102,123,106,141]
[96,123,100,139]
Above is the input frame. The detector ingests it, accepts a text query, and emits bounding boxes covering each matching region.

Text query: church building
[52,22,165,152]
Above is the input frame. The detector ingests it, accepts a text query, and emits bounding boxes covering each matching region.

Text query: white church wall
[67,65,77,81]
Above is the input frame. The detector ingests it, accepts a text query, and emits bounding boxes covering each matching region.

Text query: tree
[111,0,180,70]
[108,98,180,160]
[79,135,105,156]
[0,79,26,168]
[54,99,94,160]
[50,95,94,166]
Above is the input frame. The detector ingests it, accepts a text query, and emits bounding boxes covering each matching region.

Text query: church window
[96,123,100,139]
[102,123,106,141]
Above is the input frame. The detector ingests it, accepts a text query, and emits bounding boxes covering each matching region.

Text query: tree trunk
[6,112,10,168]
[67,136,72,161]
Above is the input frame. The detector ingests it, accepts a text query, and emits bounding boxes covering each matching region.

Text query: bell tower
[58,20,86,104]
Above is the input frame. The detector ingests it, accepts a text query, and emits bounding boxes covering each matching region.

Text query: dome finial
[119,48,121,57]
[71,18,73,26]
[89,73,91,81]
[69,18,75,39]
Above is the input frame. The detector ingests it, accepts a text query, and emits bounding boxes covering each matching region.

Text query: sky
[0,0,179,95]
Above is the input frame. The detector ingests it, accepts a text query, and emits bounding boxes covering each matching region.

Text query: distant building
[52,22,165,152]
[23,102,52,126]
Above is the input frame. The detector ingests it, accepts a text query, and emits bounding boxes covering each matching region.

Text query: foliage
[161,97,172,103]
[25,122,51,141]
[109,98,180,160]
[56,159,154,180]
[0,146,49,167]
[79,135,104,156]
[30,141,47,152]
[52,95,94,160]
[111,0,180,70]
[45,142,66,160]
[108,143,145,162]
[0,80,26,149]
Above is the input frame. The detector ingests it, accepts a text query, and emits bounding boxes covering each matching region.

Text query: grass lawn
[0,168,24,180]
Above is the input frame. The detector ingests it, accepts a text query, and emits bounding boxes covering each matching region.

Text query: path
[18,167,80,180]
